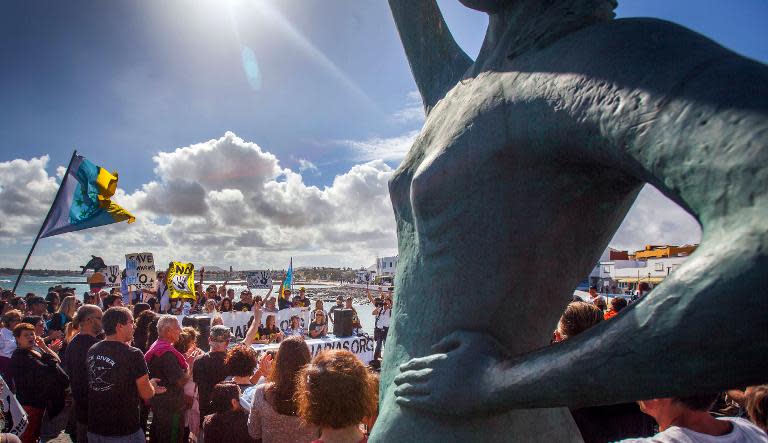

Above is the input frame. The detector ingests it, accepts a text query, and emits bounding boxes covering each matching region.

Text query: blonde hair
[58,295,79,319]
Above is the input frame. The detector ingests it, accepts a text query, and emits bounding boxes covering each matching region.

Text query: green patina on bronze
[372,0,768,441]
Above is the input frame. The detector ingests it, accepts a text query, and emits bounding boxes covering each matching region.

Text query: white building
[376,255,398,277]
[589,245,696,294]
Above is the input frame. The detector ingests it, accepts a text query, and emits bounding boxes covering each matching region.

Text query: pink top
[247,383,318,443]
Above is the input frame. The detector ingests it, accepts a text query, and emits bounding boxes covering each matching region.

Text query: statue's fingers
[394,382,430,397]
[431,331,463,353]
[394,368,432,385]
[399,354,447,372]
[395,393,433,410]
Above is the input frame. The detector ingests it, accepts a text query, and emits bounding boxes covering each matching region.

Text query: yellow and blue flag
[40,154,134,238]
[280,257,293,299]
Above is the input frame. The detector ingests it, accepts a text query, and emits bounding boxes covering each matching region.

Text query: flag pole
[12,150,78,294]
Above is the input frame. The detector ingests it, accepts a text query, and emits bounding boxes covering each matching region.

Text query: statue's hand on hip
[394,330,507,416]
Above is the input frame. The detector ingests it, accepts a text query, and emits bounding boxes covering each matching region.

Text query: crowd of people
[0,281,382,443]
[0,277,765,442]
[553,289,768,442]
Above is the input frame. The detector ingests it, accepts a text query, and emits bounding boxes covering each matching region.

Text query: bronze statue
[373,0,768,441]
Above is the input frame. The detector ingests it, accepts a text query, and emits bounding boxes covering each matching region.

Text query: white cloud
[0,156,59,238]
[0,135,701,271]
[609,184,702,251]
[341,130,419,162]
[297,159,318,173]
[0,133,398,269]
[391,90,425,124]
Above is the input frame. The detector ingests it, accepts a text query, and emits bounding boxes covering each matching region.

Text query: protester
[310,300,326,320]
[372,298,391,361]
[0,310,22,380]
[193,326,232,423]
[282,316,305,337]
[202,382,257,443]
[27,297,47,317]
[175,326,204,440]
[746,386,768,433]
[203,299,218,315]
[9,298,26,314]
[292,287,310,308]
[594,296,608,313]
[264,297,279,313]
[258,315,283,344]
[46,295,78,334]
[133,310,158,353]
[10,323,69,443]
[141,270,170,313]
[277,289,292,310]
[604,297,628,320]
[328,296,344,325]
[234,291,253,312]
[133,302,151,319]
[247,336,318,443]
[102,294,123,310]
[345,297,362,333]
[296,349,378,443]
[621,394,768,442]
[224,345,263,392]
[63,304,103,441]
[220,297,233,313]
[87,306,163,442]
[145,315,189,443]
[552,302,655,442]
[45,292,60,315]
[308,311,328,339]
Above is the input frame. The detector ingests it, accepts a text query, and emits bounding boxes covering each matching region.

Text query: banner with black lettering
[125,252,155,290]
[167,261,196,300]
[250,336,374,364]
[0,375,28,436]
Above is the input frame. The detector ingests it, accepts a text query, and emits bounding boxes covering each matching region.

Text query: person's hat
[209,325,231,342]
[87,273,106,285]
[28,297,46,306]
[299,286,305,291]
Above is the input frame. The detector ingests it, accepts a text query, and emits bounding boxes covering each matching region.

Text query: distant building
[588,244,698,294]
[376,256,398,277]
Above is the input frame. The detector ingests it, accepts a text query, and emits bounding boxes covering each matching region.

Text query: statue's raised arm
[388,0,473,114]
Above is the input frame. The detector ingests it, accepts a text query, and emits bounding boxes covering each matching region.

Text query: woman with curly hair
[132,309,158,353]
[247,336,317,443]
[296,349,378,443]
[224,344,269,393]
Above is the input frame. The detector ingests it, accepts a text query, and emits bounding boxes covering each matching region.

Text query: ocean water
[0,275,377,333]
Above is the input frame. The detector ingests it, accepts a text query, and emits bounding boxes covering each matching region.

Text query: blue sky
[1,1,766,270]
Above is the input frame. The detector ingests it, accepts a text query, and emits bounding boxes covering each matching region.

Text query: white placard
[125,252,155,290]
[177,308,311,341]
[246,271,272,289]
[100,265,122,289]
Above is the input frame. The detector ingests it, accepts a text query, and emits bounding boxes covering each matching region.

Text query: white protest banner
[99,265,122,289]
[175,308,312,341]
[250,336,375,364]
[0,375,28,436]
[246,271,272,289]
[125,252,155,290]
